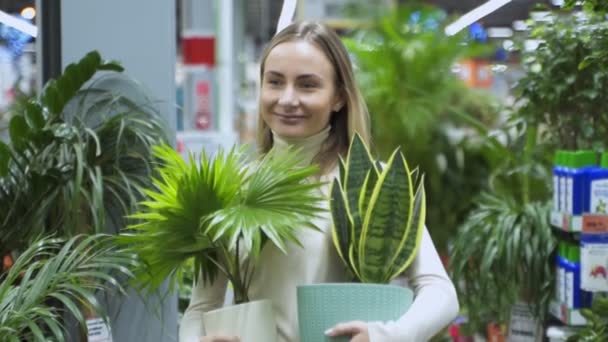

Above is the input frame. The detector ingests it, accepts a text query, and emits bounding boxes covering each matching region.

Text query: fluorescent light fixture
[530,11,554,22]
[487,27,513,38]
[276,0,297,34]
[524,39,543,51]
[445,0,512,36]
[512,20,528,31]
[0,9,37,37]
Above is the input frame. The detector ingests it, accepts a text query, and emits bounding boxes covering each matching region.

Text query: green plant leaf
[0,141,9,177]
[389,174,426,279]
[358,149,412,282]
[24,102,45,131]
[330,178,355,276]
[8,115,29,150]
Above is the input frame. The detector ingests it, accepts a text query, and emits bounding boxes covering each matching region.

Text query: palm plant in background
[450,116,555,332]
[330,134,425,283]
[120,144,325,304]
[0,50,168,255]
[343,4,498,254]
[0,234,135,341]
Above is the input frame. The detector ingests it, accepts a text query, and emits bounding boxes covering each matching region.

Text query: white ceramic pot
[202,299,277,342]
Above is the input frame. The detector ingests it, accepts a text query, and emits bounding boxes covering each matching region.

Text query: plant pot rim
[297,282,412,292]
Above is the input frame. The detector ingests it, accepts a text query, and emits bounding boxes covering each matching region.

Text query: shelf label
[583,215,608,233]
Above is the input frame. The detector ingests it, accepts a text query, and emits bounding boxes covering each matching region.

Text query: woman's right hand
[200,335,241,342]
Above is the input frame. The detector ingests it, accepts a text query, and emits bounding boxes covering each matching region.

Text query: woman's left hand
[325,321,370,342]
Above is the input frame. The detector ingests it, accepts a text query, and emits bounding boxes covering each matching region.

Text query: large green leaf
[0,142,9,177]
[8,116,29,150]
[330,178,354,273]
[358,149,412,283]
[344,134,376,262]
[388,175,426,279]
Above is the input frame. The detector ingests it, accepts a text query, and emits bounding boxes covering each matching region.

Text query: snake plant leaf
[330,178,353,270]
[344,134,376,256]
[388,174,426,279]
[358,149,413,282]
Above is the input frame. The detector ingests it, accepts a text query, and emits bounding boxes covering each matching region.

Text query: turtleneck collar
[271,125,331,166]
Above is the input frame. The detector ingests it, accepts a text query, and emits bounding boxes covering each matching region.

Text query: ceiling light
[445,0,512,36]
[487,27,513,38]
[530,11,554,22]
[20,7,36,20]
[0,10,37,37]
[512,20,528,31]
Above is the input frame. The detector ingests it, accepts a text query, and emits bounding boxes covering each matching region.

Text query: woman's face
[261,40,343,139]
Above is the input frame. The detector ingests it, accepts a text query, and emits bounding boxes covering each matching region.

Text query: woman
[180,21,459,342]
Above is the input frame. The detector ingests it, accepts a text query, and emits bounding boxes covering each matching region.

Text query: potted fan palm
[297,133,425,342]
[120,143,326,341]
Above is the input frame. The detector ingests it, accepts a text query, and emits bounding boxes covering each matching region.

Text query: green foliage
[564,0,608,14]
[567,296,608,341]
[0,235,135,341]
[120,144,326,303]
[330,134,425,283]
[0,50,168,255]
[343,5,498,253]
[516,14,608,150]
[450,120,555,329]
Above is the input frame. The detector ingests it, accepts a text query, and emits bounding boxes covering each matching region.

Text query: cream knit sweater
[179,127,459,342]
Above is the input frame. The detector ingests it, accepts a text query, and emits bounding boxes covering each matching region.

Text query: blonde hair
[256,21,371,173]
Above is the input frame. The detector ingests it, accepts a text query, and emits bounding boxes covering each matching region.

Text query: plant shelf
[550,212,608,234]
[549,300,587,326]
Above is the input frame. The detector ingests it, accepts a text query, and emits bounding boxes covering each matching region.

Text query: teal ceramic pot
[297,283,413,342]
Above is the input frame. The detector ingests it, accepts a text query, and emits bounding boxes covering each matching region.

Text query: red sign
[182,36,215,66]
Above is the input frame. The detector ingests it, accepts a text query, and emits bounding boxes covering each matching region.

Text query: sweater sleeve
[367,227,459,342]
[179,273,229,342]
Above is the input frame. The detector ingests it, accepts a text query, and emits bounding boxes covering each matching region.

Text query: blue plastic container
[553,151,565,212]
[569,151,597,215]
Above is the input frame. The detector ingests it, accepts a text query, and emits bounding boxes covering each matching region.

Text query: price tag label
[86,318,112,342]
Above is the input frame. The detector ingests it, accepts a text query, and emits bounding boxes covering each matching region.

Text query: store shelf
[551,212,608,234]
[551,212,583,232]
[549,300,587,326]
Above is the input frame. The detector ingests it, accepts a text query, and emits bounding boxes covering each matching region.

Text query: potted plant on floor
[119,143,326,341]
[0,234,136,341]
[0,50,168,255]
[297,133,425,342]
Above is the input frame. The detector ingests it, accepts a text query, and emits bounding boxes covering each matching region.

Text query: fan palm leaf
[120,144,326,302]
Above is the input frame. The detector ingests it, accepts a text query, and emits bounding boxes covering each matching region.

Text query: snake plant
[330,133,426,283]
